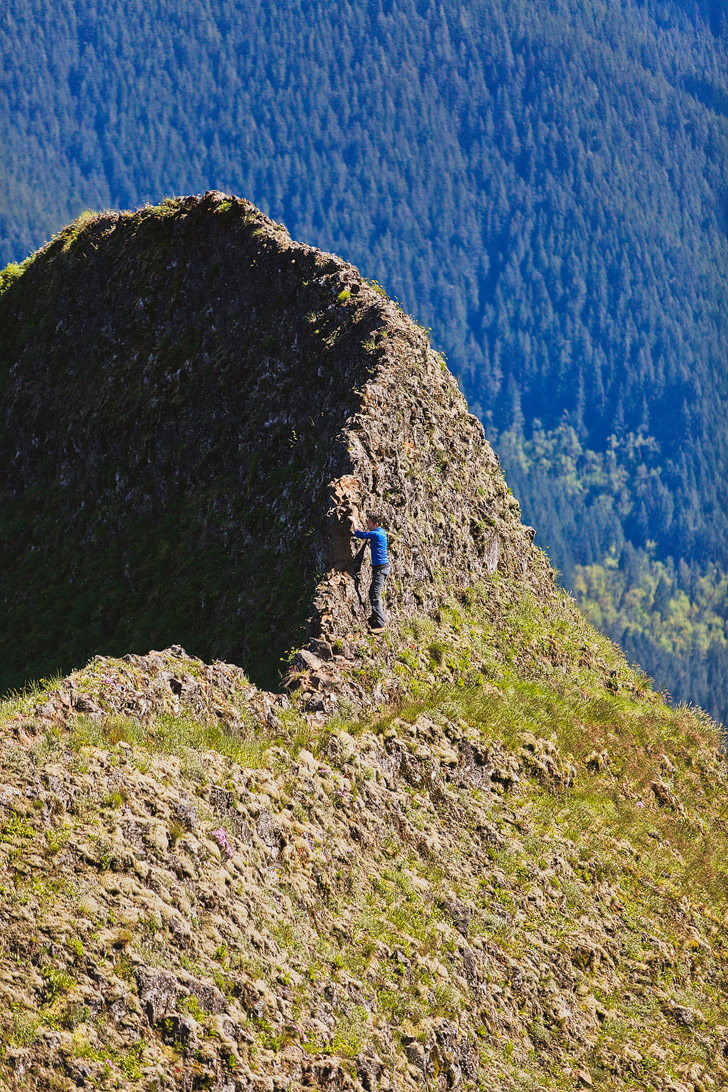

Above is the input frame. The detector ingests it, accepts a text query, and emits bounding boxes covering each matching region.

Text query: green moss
[0,259,30,295]
[41,965,74,1002]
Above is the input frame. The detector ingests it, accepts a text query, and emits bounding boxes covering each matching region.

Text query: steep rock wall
[0,193,547,697]
[312,296,543,646]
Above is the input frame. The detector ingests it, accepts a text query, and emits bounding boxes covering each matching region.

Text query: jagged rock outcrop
[4,646,288,744]
[0,192,543,697]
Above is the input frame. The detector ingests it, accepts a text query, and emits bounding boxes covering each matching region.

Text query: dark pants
[369,563,391,628]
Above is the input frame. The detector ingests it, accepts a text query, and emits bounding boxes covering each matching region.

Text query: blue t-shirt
[354,526,389,567]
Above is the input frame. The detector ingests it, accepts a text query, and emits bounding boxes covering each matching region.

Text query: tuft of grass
[7,1005,41,1046]
[329,1005,369,1056]
[0,813,35,841]
[66,936,85,963]
[147,197,182,218]
[58,210,97,252]
[0,673,64,720]
[69,710,271,769]
[0,259,30,295]
[41,965,74,1002]
[427,640,448,666]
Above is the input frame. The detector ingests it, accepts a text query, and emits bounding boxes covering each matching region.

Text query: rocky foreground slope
[0,640,727,1092]
[0,198,727,1090]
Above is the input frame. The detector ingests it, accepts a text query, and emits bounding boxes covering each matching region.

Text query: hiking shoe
[369,625,386,634]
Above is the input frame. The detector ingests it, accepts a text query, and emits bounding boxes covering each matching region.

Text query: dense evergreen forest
[1,0,727,717]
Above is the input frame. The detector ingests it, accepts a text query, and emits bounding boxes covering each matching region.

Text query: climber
[352,513,391,633]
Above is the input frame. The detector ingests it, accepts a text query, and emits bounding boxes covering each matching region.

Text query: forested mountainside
[1,0,727,715]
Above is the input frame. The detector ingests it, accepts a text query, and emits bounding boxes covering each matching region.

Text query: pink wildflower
[213,827,233,858]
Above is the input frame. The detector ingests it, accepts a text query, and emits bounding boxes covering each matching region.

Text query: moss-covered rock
[0,646,726,1090]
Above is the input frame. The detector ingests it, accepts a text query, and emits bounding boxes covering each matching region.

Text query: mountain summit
[0,191,544,702]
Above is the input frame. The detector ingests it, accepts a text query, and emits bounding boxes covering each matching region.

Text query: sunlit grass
[68,710,271,770]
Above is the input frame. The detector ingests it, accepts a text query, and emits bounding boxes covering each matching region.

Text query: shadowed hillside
[0,192,540,696]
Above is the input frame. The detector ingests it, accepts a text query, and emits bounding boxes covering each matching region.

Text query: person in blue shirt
[353,512,391,632]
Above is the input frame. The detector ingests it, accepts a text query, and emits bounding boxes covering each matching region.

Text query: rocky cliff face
[0,192,542,697]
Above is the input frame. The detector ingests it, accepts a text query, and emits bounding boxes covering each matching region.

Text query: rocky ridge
[0,191,542,699]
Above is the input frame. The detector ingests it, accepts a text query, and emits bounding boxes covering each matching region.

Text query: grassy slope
[0,582,726,1090]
